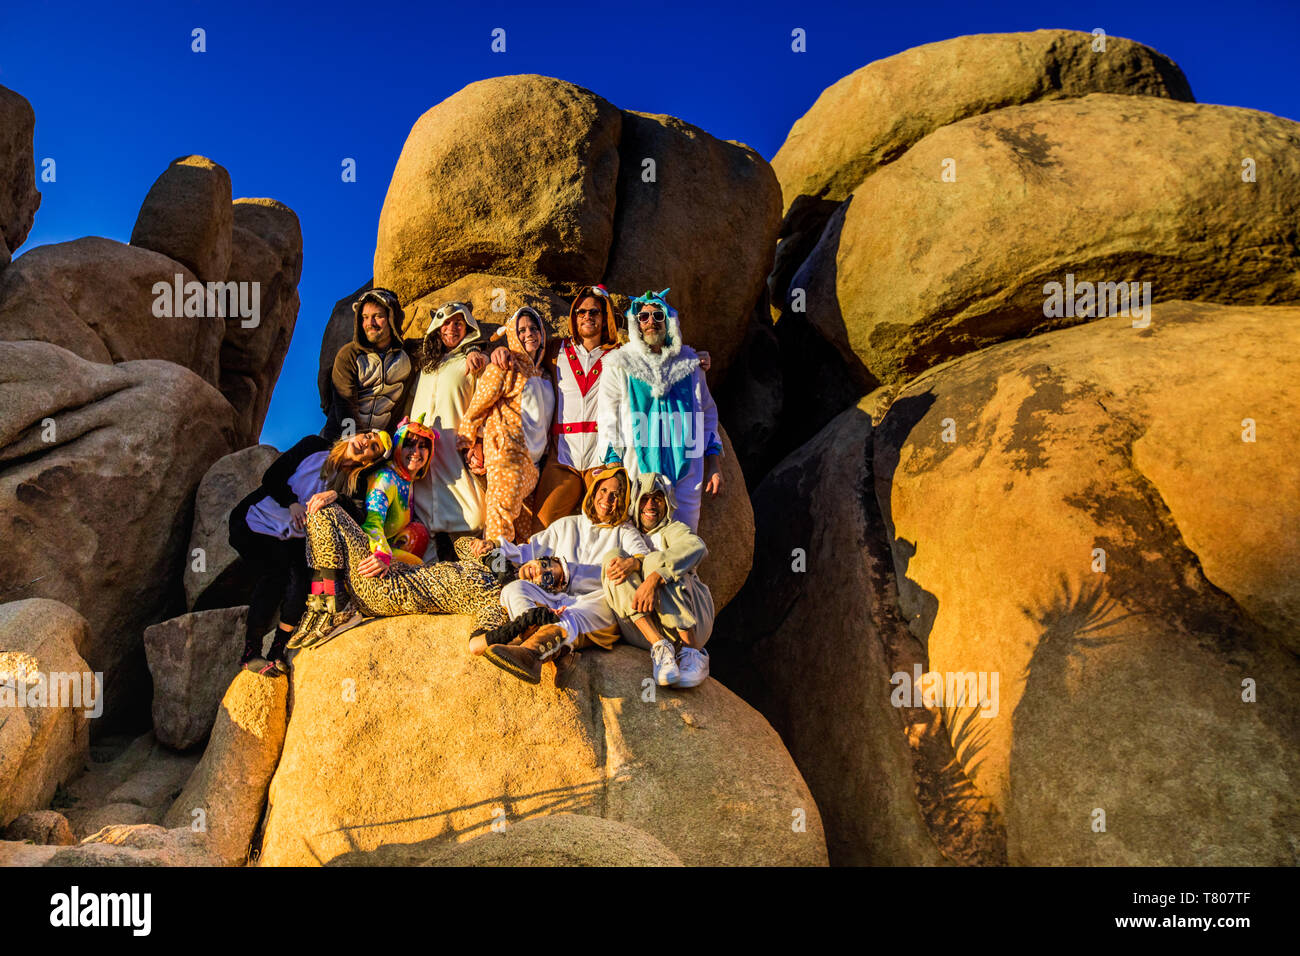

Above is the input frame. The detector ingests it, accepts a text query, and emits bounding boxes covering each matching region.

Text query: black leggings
[229,497,311,649]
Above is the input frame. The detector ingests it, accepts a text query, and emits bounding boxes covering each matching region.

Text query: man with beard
[465,465,647,684]
[528,285,621,527]
[596,289,724,532]
[322,288,412,441]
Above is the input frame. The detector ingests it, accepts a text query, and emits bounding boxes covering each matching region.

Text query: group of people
[228,284,725,688]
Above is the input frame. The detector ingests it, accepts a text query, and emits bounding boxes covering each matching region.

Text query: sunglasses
[575,308,604,317]
[537,558,563,591]
[637,311,666,325]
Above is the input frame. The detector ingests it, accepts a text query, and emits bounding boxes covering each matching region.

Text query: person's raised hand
[490,346,511,369]
[306,491,337,515]
[699,350,711,372]
[466,351,487,375]
[467,442,485,475]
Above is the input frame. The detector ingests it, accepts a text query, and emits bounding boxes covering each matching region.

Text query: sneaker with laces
[651,640,680,687]
[674,646,710,688]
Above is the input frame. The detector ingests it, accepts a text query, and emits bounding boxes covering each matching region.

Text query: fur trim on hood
[630,472,677,535]
[351,288,405,350]
[581,464,631,528]
[603,289,699,398]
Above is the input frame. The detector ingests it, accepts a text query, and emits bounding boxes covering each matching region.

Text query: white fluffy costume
[596,289,722,532]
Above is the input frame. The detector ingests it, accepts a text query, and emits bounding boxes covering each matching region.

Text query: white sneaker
[674,647,710,688]
[651,640,680,686]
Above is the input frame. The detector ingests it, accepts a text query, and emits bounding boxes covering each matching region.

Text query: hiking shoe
[242,656,285,678]
[674,647,709,688]
[651,640,680,687]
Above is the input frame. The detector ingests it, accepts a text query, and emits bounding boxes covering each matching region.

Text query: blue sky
[3,0,1298,451]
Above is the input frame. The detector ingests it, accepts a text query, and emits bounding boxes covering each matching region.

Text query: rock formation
[258,617,827,867]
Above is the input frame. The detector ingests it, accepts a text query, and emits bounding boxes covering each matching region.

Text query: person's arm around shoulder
[596,362,627,465]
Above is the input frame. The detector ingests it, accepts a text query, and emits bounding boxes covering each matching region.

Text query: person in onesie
[464,465,648,684]
[457,306,553,543]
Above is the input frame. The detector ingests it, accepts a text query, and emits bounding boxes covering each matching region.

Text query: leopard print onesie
[304,504,507,631]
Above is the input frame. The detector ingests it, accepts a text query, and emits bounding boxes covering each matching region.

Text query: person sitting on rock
[464,464,648,684]
[322,288,413,441]
[288,502,562,650]
[596,289,723,532]
[228,429,392,676]
[404,301,501,556]
[358,416,436,570]
[602,472,714,688]
[457,307,553,544]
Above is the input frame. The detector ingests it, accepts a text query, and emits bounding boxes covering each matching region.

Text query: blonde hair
[324,437,377,496]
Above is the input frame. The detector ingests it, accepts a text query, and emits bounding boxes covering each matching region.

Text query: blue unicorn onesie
[596,289,722,532]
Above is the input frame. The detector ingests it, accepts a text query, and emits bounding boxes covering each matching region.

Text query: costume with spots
[304,503,507,631]
[457,307,546,543]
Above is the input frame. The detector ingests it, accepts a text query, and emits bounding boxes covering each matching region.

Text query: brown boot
[551,644,581,686]
[484,624,570,685]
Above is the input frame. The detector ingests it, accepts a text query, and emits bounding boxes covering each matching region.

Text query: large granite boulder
[0,342,238,725]
[144,606,249,750]
[600,110,781,379]
[0,84,41,267]
[164,669,288,866]
[258,616,826,866]
[869,301,1300,864]
[0,599,92,826]
[374,75,782,379]
[0,237,222,385]
[773,29,1192,215]
[129,155,233,284]
[374,75,621,304]
[220,198,303,445]
[792,95,1300,389]
[184,444,280,612]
